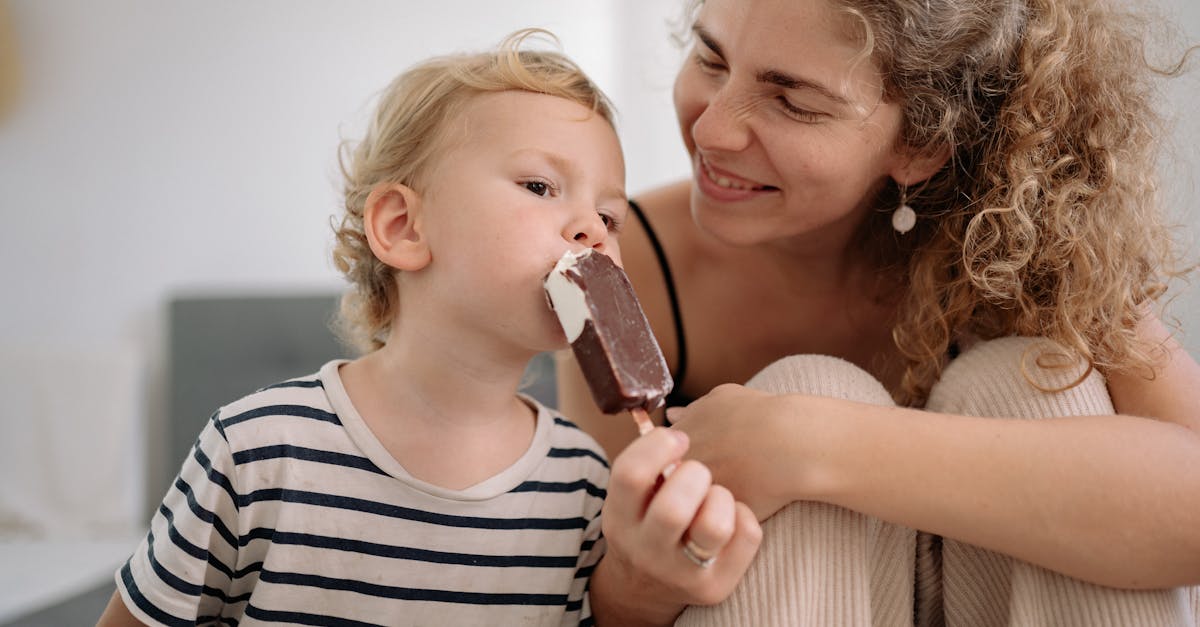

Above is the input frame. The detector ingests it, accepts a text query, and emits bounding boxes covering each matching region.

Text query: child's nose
[566,211,608,251]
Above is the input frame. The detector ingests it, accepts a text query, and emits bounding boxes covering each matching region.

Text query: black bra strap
[628,199,688,400]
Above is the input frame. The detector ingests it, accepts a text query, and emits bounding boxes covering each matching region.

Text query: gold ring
[682,539,717,568]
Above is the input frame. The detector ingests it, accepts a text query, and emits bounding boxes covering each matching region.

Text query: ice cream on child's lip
[543,249,674,416]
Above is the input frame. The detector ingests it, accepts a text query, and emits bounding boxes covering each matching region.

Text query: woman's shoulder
[623,180,699,278]
[626,180,698,265]
[631,180,691,228]
[620,180,695,377]
[633,179,691,212]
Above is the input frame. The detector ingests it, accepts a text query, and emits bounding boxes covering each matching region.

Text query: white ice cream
[544,249,593,342]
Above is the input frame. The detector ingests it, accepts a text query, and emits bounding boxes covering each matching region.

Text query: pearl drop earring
[892,185,916,234]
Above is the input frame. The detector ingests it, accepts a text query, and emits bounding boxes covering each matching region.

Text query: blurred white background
[0,0,1197,622]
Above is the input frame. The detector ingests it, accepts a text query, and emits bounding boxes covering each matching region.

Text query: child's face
[416,90,627,353]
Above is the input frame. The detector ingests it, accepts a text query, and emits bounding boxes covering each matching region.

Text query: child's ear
[891,142,952,188]
[363,183,431,271]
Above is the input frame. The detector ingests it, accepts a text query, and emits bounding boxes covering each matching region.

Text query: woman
[564,0,1200,624]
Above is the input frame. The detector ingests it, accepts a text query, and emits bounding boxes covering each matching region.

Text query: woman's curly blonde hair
[682,0,1194,406]
[331,29,616,353]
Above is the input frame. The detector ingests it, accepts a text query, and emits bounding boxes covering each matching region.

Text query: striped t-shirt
[116,360,610,626]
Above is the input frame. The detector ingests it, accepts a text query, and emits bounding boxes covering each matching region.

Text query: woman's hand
[590,427,762,626]
[667,384,834,521]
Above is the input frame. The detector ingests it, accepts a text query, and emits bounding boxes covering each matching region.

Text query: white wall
[0,0,1198,540]
[0,0,687,538]
[1156,0,1200,345]
[0,0,686,349]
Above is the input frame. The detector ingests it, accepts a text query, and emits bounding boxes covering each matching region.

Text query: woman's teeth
[704,161,768,191]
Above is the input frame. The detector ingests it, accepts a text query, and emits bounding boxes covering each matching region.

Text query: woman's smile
[695,152,778,202]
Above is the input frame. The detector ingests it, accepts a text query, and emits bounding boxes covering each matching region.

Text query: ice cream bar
[544,248,673,433]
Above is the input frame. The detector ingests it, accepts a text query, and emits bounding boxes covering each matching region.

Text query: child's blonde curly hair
[331,29,616,353]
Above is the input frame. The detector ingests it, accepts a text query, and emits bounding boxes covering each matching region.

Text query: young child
[97,30,760,627]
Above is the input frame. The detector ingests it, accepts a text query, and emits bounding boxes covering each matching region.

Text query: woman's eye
[523,181,551,196]
[693,52,725,73]
[778,97,823,123]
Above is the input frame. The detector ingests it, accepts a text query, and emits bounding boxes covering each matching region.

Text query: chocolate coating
[546,250,674,413]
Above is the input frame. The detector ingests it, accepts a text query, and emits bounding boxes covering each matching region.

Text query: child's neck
[339,327,539,491]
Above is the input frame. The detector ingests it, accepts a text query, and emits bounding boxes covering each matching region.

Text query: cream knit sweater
[676,338,1200,627]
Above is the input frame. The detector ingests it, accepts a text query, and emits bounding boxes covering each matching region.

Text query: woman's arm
[1105,310,1200,433]
[675,383,1200,589]
[825,401,1200,588]
[670,316,1200,589]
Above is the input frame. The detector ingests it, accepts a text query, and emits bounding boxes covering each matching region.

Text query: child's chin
[520,331,568,356]
[544,325,570,349]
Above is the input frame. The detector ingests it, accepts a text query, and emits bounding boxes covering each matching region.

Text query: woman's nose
[691,87,753,153]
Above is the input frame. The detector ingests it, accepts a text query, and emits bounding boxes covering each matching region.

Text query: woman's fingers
[686,502,763,606]
[642,459,712,545]
[721,501,763,570]
[600,425,764,608]
[682,483,736,560]
[605,427,688,524]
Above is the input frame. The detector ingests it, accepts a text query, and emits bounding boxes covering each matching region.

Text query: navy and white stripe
[117,360,609,626]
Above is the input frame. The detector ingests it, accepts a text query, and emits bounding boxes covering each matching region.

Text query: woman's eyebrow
[693,23,850,107]
[757,70,850,106]
[693,25,725,59]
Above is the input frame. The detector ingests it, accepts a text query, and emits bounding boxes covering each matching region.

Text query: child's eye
[524,181,550,196]
[600,212,623,233]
